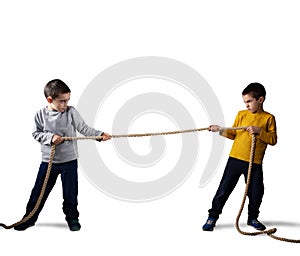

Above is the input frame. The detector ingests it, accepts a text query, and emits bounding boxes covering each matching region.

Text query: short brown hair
[44,79,71,99]
[242,82,266,100]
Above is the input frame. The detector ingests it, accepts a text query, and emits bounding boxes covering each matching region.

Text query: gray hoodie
[32,106,102,163]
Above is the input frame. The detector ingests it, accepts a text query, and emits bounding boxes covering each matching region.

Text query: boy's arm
[209,125,236,140]
[218,112,240,140]
[32,113,54,145]
[219,129,236,140]
[71,107,104,137]
[256,116,277,146]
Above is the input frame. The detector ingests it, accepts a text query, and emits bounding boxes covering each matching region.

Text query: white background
[1,0,300,254]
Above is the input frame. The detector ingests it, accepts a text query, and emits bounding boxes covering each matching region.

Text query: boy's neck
[258,104,264,113]
[47,105,58,111]
[251,106,264,114]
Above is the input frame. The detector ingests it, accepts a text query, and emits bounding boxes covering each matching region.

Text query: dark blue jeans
[23,159,79,224]
[208,157,264,220]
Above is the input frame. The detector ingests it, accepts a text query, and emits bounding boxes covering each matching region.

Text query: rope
[0,145,56,229]
[1,125,300,243]
[234,135,277,237]
[235,134,300,243]
[0,127,209,230]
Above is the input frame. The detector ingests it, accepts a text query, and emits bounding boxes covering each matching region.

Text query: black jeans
[208,157,264,220]
[23,159,79,224]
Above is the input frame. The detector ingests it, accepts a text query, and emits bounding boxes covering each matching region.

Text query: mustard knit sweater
[221,110,277,164]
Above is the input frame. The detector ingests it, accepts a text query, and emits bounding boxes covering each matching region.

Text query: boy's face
[242,94,264,113]
[47,93,71,112]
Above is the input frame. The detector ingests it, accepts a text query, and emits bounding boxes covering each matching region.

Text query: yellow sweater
[221,110,277,164]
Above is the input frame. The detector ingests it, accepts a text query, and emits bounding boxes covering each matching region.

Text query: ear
[46,97,53,104]
[258,96,265,104]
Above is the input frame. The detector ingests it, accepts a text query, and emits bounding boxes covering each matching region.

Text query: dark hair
[242,82,266,100]
[44,79,71,99]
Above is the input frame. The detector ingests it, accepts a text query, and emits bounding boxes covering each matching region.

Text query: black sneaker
[14,222,35,231]
[202,217,217,231]
[67,219,81,231]
[247,219,266,231]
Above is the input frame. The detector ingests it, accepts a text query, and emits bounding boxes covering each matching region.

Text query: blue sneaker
[247,219,266,231]
[67,219,81,231]
[14,222,35,231]
[202,217,217,231]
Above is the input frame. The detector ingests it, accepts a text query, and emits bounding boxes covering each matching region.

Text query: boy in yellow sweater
[202,82,277,231]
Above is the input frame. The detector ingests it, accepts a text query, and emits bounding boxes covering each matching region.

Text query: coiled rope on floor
[235,134,300,243]
[0,126,300,243]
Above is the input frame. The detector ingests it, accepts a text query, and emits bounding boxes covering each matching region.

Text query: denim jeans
[23,159,79,224]
[208,157,264,220]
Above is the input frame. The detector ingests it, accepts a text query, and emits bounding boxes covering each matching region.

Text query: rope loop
[235,134,300,243]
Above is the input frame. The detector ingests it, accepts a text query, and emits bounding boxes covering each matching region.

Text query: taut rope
[1,126,300,243]
[0,127,209,230]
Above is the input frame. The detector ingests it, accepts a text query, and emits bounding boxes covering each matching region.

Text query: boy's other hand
[101,133,112,141]
[52,135,64,145]
[246,126,261,135]
[208,125,221,132]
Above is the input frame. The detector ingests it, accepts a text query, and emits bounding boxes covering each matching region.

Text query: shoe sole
[202,228,214,231]
[14,223,35,231]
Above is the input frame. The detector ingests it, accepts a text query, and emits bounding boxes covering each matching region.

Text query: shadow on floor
[216,220,300,230]
[36,222,68,229]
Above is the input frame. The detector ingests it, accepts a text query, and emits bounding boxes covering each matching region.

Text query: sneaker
[67,219,81,231]
[14,222,35,231]
[247,219,266,231]
[202,217,217,231]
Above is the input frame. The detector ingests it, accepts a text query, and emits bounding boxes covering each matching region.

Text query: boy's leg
[245,164,264,220]
[17,162,59,229]
[208,157,244,219]
[60,160,79,222]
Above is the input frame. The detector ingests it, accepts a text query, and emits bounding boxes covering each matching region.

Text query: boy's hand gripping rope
[1,126,300,243]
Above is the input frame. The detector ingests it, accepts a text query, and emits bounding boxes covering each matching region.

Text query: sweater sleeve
[32,110,54,145]
[257,114,277,146]
[71,107,103,136]
[219,112,240,140]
